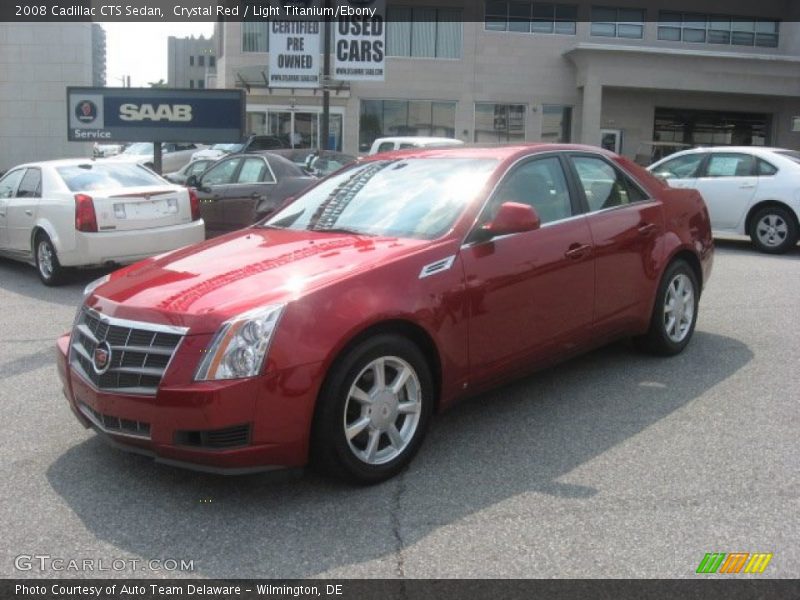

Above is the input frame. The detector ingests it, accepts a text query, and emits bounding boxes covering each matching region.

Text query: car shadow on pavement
[45,331,752,578]
[0,257,111,307]
[713,237,800,258]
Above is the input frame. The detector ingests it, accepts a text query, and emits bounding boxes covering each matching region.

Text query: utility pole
[320,0,331,151]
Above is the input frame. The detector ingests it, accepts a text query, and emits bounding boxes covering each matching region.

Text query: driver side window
[202,158,241,186]
[485,156,573,226]
[653,153,705,179]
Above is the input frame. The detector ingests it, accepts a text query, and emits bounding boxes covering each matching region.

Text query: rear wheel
[635,259,699,356]
[34,232,67,286]
[749,206,798,254]
[312,334,433,484]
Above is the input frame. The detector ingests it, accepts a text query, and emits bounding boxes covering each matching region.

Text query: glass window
[541,105,572,143]
[17,168,41,198]
[652,153,705,179]
[189,56,194,66]
[590,7,644,39]
[202,158,242,186]
[757,159,778,176]
[487,1,577,35]
[187,161,211,176]
[209,56,216,68]
[387,7,462,58]
[265,158,499,240]
[474,103,526,143]
[491,157,572,225]
[242,22,268,52]
[657,11,779,47]
[704,153,756,177]
[0,169,25,198]
[198,55,205,67]
[359,100,457,152]
[572,156,643,211]
[55,164,165,192]
[236,158,267,184]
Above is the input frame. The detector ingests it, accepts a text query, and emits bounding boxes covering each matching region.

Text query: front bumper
[56,333,322,474]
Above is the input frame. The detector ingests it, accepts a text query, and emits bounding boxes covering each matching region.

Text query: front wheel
[35,233,67,286]
[635,259,699,356]
[750,206,798,254]
[312,335,434,484]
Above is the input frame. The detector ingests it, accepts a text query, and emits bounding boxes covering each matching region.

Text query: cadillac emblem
[92,341,112,375]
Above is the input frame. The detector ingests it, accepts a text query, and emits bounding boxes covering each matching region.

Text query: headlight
[194,304,285,381]
[83,274,110,298]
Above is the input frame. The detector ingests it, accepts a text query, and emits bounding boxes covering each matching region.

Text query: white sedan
[0,159,205,285]
[649,147,800,254]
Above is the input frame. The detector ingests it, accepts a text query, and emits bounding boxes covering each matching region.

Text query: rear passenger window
[17,168,41,198]
[705,153,756,177]
[757,159,778,176]
[490,156,573,225]
[572,156,647,211]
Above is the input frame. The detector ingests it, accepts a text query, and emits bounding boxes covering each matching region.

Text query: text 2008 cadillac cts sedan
[55,145,713,483]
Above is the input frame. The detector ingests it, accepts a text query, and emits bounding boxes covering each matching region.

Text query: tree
[148,79,167,88]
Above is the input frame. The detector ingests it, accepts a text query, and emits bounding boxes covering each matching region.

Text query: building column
[580,81,603,147]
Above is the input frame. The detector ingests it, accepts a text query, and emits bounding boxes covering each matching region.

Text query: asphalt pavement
[1,237,798,579]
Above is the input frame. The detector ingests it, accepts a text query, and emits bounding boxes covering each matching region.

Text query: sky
[102,23,215,87]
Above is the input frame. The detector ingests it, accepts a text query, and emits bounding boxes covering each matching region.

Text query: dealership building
[212,0,800,158]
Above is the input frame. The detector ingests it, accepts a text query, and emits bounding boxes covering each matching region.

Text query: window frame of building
[359,99,458,152]
[485,1,578,35]
[590,6,645,39]
[209,56,216,68]
[197,80,205,89]
[474,103,527,143]
[540,105,573,143]
[198,55,205,67]
[657,12,779,48]
[189,55,194,66]
[386,7,463,59]
[242,22,269,53]
[189,80,194,89]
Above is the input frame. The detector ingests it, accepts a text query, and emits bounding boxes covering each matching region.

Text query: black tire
[311,334,434,484]
[34,232,67,286]
[749,205,799,254]
[635,259,699,356]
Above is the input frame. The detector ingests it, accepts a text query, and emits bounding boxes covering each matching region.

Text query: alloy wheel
[756,214,788,248]
[663,273,695,343]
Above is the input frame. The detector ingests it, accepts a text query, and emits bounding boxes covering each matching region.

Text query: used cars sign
[66,87,245,143]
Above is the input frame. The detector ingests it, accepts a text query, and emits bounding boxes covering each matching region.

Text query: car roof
[665,146,790,156]
[364,143,618,162]
[6,158,118,170]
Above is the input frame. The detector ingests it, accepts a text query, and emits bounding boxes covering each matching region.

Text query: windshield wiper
[312,226,372,236]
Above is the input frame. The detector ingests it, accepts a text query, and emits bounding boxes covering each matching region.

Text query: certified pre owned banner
[66,87,245,143]
[334,0,385,81]
[269,16,321,88]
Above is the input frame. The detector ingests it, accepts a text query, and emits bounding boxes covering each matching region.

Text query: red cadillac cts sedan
[55,144,713,483]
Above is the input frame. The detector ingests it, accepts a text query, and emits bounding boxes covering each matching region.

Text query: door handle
[637,222,656,236]
[250,192,261,199]
[564,243,591,259]
[739,183,756,189]
[25,209,33,216]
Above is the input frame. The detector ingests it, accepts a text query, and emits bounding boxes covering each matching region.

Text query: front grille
[175,424,251,449]
[79,402,151,439]
[69,307,186,396]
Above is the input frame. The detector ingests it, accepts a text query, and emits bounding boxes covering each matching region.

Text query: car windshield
[56,163,166,191]
[121,142,153,156]
[263,158,498,240]
[775,150,800,165]
[211,143,242,152]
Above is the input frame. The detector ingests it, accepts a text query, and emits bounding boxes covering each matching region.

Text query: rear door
[0,168,26,248]
[567,153,665,335]
[693,152,759,230]
[8,167,42,251]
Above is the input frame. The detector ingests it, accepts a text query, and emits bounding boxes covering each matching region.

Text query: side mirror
[479,202,540,240]
[186,174,199,188]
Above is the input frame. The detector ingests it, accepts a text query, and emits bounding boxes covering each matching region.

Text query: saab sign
[67,87,245,143]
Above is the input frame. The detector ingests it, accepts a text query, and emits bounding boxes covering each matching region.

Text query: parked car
[649,146,800,253]
[163,158,215,185]
[633,141,692,166]
[105,142,205,174]
[0,159,204,285]
[56,144,713,482]
[187,151,316,238]
[190,135,286,162]
[368,136,464,155]
[92,142,127,158]
[269,149,358,177]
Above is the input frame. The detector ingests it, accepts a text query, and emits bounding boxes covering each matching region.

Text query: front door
[223,156,275,231]
[460,154,595,382]
[195,157,242,237]
[0,168,26,249]
[8,167,41,252]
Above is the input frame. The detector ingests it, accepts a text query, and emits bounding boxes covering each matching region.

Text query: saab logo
[75,100,98,123]
[92,341,112,375]
[119,103,193,122]
[696,552,773,574]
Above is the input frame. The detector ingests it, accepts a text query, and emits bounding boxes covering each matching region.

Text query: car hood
[88,228,431,333]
